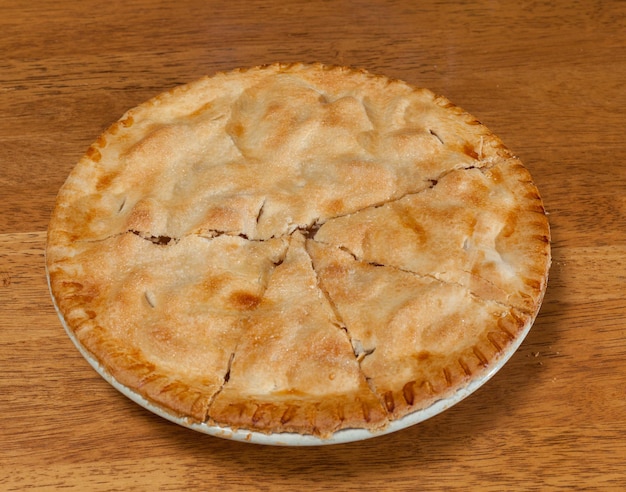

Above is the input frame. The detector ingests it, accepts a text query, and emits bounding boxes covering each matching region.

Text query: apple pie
[46,63,550,438]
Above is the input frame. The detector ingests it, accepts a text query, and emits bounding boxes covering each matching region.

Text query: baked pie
[46,63,550,439]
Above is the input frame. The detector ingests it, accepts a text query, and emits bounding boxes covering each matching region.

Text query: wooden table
[2,1,625,489]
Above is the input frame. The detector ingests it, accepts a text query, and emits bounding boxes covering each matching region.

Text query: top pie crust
[46,63,550,438]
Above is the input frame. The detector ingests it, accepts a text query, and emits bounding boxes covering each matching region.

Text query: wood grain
[2,0,626,490]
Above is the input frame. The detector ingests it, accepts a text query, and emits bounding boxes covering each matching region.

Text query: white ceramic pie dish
[49,266,534,446]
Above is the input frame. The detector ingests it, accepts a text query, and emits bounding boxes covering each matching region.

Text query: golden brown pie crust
[47,63,550,438]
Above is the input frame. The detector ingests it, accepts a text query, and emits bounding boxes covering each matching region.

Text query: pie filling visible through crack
[46,63,551,438]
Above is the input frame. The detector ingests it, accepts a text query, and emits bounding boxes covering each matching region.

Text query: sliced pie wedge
[209,232,387,437]
[48,232,288,420]
[307,240,530,420]
[314,158,549,313]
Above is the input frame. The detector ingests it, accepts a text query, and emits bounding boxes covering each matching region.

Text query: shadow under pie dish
[46,63,551,445]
